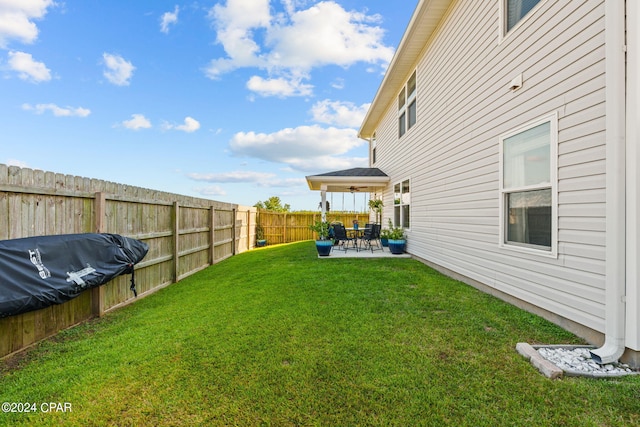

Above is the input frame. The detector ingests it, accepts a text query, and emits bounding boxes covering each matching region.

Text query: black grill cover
[0,233,148,318]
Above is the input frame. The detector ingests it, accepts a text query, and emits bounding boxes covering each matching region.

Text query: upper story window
[394,179,410,229]
[398,71,417,138]
[371,132,377,165]
[503,0,542,35]
[499,113,557,256]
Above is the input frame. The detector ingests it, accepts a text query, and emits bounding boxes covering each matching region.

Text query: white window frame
[407,72,417,130]
[371,132,377,165]
[499,0,547,42]
[498,112,558,258]
[393,179,411,230]
[398,71,417,138]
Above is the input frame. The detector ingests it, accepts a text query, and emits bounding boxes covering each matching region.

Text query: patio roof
[305,168,390,193]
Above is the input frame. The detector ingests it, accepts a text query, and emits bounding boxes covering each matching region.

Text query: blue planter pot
[315,240,333,256]
[256,239,267,247]
[380,237,389,247]
[388,239,406,254]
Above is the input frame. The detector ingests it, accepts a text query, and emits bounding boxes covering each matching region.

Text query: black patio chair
[332,223,357,251]
[329,222,343,245]
[359,223,382,252]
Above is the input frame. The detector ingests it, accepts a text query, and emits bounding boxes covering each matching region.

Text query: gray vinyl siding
[374,0,607,332]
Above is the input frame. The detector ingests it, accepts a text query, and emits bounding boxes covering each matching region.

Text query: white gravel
[537,346,637,377]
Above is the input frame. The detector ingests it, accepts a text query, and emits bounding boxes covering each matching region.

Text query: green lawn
[1,241,639,426]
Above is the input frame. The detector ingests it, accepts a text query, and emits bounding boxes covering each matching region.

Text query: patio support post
[320,185,327,222]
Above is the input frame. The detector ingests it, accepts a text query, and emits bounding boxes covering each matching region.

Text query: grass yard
[1,241,639,426]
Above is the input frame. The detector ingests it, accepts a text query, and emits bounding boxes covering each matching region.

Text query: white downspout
[626,0,640,353]
[590,0,627,364]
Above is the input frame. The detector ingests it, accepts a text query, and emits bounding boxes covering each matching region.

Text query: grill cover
[0,233,148,318]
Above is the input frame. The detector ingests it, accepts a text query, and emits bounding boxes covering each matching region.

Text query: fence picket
[256,210,372,244]
[0,164,256,359]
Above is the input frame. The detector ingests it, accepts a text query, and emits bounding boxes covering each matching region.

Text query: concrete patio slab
[318,248,411,259]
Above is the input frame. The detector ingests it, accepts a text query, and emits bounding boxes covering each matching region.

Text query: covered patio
[306,167,399,258]
[305,167,390,221]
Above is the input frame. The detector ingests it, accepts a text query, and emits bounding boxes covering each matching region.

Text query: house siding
[374,0,607,334]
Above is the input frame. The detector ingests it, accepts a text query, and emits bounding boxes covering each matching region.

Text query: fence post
[246,209,251,251]
[209,207,216,265]
[91,192,106,317]
[173,201,180,283]
[284,212,288,243]
[313,213,317,242]
[232,208,237,255]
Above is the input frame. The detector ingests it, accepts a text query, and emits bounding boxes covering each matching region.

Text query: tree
[254,196,290,212]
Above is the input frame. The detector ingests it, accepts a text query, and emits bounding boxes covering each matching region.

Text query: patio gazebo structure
[305,168,390,221]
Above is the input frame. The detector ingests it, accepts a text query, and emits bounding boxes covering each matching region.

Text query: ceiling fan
[347,185,368,193]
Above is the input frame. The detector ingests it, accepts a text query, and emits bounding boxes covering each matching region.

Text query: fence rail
[0,164,256,358]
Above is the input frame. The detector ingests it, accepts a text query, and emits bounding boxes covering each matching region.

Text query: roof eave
[358,0,454,140]
[306,175,390,192]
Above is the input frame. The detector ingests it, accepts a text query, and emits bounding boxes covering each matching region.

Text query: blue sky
[0,0,415,211]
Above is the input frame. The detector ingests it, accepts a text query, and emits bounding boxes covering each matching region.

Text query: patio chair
[332,223,357,251]
[359,223,382,252]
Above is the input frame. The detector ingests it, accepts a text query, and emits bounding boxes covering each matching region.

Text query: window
[394,179,410,229]
[371,133,377,165]
[398,88,406,137]
[503,0,542,35]
[398,71,417,138]
[407,72,417,129]
[499,113,557,255]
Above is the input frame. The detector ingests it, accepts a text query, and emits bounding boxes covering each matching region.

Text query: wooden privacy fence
[0,165,257,358]
[257,210,372,244]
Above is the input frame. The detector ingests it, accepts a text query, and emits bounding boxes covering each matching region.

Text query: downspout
[590,0,627,364]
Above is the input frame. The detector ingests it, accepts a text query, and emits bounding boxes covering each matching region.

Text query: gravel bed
[537,346,637,377]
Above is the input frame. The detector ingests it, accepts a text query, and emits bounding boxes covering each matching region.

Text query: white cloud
[5,158,29,168]
[311,100,370,128]
[246,75,312,98]
[160,6,179,34]
[286,155,367,172]
[120,114,151,130]
[176,117,200,132]
[267,2,393,69]
[0,0,55,48]
[102,53,135,86]
[205,0,394,97]
[331,78,345,90]
[195,185,227,196]
[187,172,308,194]
[256,177,307,188]
[188,171,276,183]
[228,124,366,171]
[163,116,201,133]
[22,103,90,117]
[205,0,270,79]
[8,51,51,82]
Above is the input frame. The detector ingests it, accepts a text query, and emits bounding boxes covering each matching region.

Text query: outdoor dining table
[346,227,370,250]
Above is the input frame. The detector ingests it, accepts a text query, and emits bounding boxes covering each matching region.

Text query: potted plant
[255,224,267,247]
[386,219,406,254]
[368,199,384,224]
[309,220,332,256]
[379,227,390,247]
